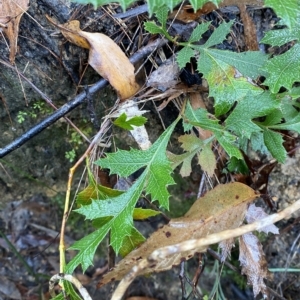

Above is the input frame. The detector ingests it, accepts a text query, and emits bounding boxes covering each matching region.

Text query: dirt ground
[0,1,300,300]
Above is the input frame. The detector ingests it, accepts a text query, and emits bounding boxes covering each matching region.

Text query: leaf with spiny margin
[144,22,167,35]
[155,5,169,26]
[114,112,147,130]
[227,157,249,174]
[225,91,279,139]
[188,22,211,43]
[189,0,221,9]
[264,0,299,29]
[193,21,264,115]
[206,49,268,79]
[118,226,145,257]
[261,44,300,94]
[263,129,286,163]
[177,47,196,69]
[184,102,242,159]
[77,183,123,205]
[204,20,233,48]
[71,0,222,16]
[170,134,204,177]
[66,119,178,273]
[261,27,300,47]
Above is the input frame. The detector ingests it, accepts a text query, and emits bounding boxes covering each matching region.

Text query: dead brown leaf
[98,182,257,287]
[0,0,29,63]
[46,16,140,101]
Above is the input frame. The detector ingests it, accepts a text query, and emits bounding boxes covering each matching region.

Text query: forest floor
[0,1,299,300]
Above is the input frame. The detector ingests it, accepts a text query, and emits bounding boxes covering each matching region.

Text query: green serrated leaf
[114,113,147,130]
[264,0,299,29]
[198,52,263,115]
[227,157,249,174]
[183,103,242,159]
[188,22,211,43]
[71,0,222,15]
[206,49,268,79]
[67,119,178,272]
[176,47,195,69]
[263,129,286,163]
[261,43,300,93]
[119,226,145,257]
[225,91,279,139]
[261,27,300,47]
[133,208,161,220]
[144,21,167,35]
[204,20,233,48]
[215,131,243,159]
[67,222,112,273]
[260,109,283,126]
[249,132,270,155]
[183,102,223,132]
[77,183,123,205]
[268,114,300,132]
[198,144,216,176]
[189,0,222,10]
[155,5,169,26]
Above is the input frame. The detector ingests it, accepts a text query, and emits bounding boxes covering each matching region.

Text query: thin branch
[0,38,167,159]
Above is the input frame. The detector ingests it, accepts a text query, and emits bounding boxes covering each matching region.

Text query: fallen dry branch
[111,199,300,300]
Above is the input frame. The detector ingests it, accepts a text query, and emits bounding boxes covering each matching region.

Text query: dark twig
[0,38,167,158]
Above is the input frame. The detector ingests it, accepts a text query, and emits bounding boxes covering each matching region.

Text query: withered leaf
[98,182,257,287]
[0,0,29,63]
[46,17,140,101]
[239,233,270,297]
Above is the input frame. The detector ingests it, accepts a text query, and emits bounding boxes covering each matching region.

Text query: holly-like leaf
[155,5,169,26]
[264,0,299,29]
[66,119,178,272]
[207,49,268,79]
[144,21,167,35]
[119,227,145,257]
[184,102,242,159]
[188,22,211,43]
[176,47,196,69]
[114,112,147,130]
[77,183,123,205]
[225,91,279,139]
[168,134,204,177]
[193,21,264,115]
[263,129,286,163]
[261,44,300,94]
[261,27,300,47]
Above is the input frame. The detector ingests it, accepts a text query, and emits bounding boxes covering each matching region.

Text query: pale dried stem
[111,199,300,300]
[49,273,92,300]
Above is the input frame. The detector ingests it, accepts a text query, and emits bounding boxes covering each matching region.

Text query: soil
[0,1,299,300]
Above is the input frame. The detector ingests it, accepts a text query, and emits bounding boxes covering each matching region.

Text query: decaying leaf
[0,0,29,63]
[46,17,140,100]
[246,204,279,234]
[98,182,257,287]
[239,233,270,297]
[146,57,180,91]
